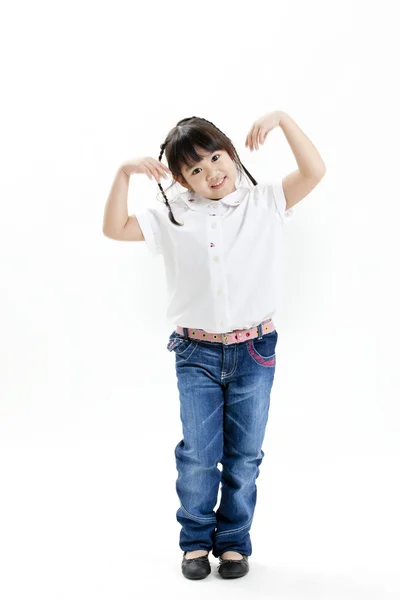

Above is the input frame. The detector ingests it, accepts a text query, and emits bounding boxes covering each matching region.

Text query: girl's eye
[192,154,219,175]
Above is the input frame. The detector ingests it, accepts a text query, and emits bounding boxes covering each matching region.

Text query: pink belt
[175,318,275,346]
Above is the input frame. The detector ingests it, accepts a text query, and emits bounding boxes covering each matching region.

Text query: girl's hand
[245,111,282,151]
[120,156,171,183]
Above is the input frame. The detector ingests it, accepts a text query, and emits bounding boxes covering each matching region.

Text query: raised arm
[102,166,130,238]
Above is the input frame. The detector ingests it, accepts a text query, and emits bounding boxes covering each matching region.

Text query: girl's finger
[159,164,171,177]
[146,162,163,182]
[246,128,254,148]
[156,167,168,182]
[149,157,167,172]
[247,132,252,150]
[250,129,256,148]
[253,127,260,149]
[152,169,162,182]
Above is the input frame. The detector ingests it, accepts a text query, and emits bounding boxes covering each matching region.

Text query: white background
[1,0,399,598]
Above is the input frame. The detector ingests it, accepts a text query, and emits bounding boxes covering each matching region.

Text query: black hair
[157,116,258,226]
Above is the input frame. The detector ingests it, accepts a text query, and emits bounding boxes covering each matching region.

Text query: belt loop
[183,327,189,340]
[257,323,263,340]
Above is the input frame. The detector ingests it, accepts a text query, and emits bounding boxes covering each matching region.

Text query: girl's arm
[278,112,326,211]
[103,166,130,237]
[245,110,326,211]
[278,111,326,179]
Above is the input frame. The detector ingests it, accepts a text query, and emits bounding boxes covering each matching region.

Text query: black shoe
[181,551,211,580]
[217,554,249,578]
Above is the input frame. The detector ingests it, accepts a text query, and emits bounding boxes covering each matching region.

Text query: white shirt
[135,180,294,334]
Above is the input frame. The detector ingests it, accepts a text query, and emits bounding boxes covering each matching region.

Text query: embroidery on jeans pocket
[167,333,183,352]
[167,336,195,355]
[167,337,180,352]
[247,334,277,366]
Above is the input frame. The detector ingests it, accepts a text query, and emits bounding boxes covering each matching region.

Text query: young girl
[103,112,326,580]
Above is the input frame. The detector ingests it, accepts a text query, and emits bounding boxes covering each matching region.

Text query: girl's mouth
[211,176,226,189]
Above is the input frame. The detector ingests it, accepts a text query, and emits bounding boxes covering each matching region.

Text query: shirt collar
[180,186,249,212]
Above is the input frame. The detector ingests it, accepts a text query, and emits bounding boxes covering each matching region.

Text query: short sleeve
[256,179,294,224]
[270,179,294,224]
[135,208,162,258]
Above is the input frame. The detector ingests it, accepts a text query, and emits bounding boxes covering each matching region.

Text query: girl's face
[177,147,238,201]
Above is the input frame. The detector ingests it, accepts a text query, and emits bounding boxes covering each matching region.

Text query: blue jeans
[166,323,278,559]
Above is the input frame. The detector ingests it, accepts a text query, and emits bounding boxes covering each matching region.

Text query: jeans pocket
[247,330,278,367]
[167,334,198,362]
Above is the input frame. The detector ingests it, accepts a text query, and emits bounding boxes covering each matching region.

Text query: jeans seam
[178,503,217,525]
[214,516,253,538]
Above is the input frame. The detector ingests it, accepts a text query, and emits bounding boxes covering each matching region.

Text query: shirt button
[212,223,217,229]
[213,256,219,262]
[218,288,223,294]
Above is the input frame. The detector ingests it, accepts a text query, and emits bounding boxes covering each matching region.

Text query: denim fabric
[166,324,278,559]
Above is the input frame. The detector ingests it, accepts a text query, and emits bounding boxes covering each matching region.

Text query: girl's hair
[157,116,259,226]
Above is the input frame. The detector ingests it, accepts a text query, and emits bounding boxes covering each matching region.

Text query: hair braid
[157,142,183,225]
